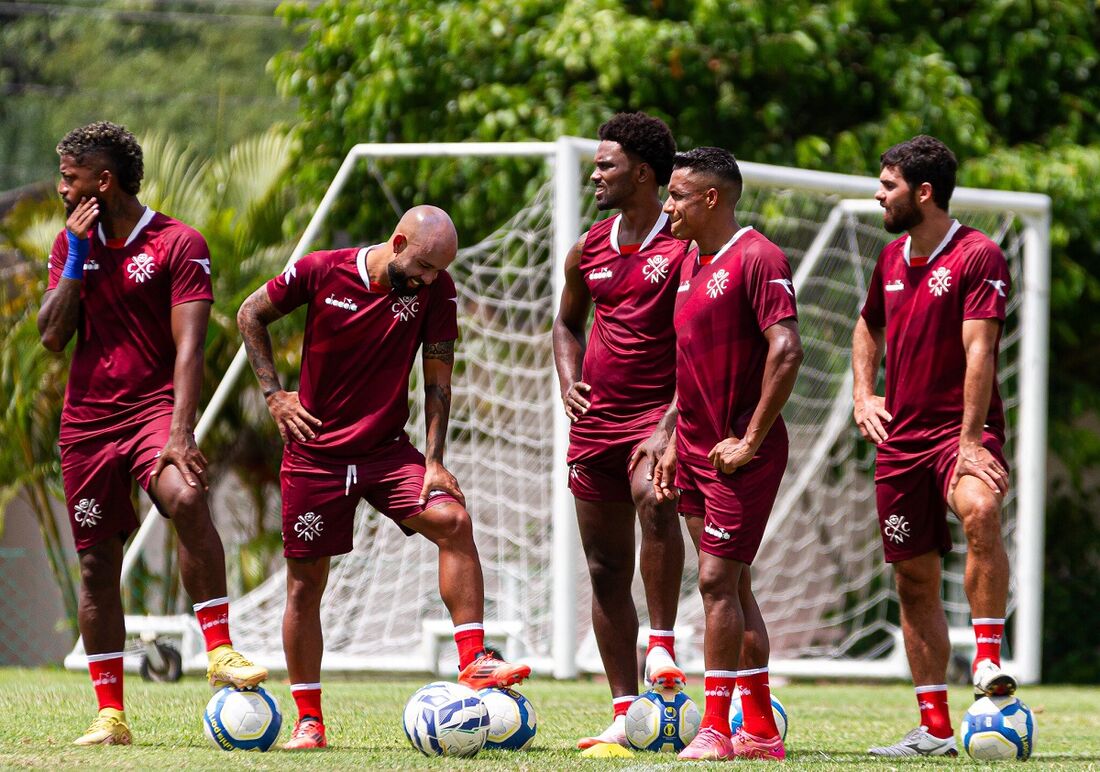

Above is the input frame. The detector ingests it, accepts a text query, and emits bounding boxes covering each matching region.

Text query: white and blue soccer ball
[477,687,537,750]
[624,689,701,752]
[402,681,489,757]
[729,691,788,741]
[963,695,1036,761]
[202,685,282,751]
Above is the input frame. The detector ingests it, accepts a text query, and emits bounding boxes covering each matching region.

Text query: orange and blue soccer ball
[202,685,282,751]
[624,689,701,752]
[963,695,1036,761]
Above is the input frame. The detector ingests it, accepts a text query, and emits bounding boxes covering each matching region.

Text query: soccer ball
[202,685,282,751]
[624,689,701,752]
[729,691,788,741]
[963,695,1036,761]
[402,681,489,757]
[478,687,537,750]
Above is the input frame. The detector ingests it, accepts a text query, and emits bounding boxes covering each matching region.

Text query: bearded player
[552,112,691,749]
[855,135,1015,758]
[655,147,802,761]
[37,122,266,746]
[237,205,530,750]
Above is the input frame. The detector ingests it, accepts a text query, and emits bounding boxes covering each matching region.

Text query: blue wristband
[63,231,89,280]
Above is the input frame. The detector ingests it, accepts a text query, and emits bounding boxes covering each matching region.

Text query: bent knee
[420,503,473,543]
[159,483,208,520]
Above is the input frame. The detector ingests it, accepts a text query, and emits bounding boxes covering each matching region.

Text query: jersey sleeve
[47,230,67,291]
[265,250,331,313]
[860,257,886,328]
[168,229,215,306]
[423,271,459,344]
[962,243,1010,322]
[744,242,798,332]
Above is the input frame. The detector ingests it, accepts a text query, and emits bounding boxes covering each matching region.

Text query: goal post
[67,137,1049,686]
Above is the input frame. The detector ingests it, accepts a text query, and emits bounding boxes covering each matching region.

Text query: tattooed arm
[419,339,464,506]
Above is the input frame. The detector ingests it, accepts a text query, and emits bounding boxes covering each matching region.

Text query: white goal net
[70,138,1049,684]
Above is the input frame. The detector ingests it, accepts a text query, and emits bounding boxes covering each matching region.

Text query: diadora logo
[976,634,1002,645]
[73,498,102,528]
[588,267,613,281]
[201,613,229,631]
[706,269,730,298]
[642,255,670,284]
[83,260,100,271]
[126,252,156,283]
[984,278,1007,297]
[283,264,297,283]
[927,266,952,297]
[677,281,691,293]
[190,258,212,275]
[883,513,910,543]
[918,700,935,711]
[293,512,324,541]
[704,686,732,698]
[324,294,359,312]
[392,296,420,322]
[704,523,731,541]
[885,279,905,292]
[769,278,795,296]
[92,673,119,687]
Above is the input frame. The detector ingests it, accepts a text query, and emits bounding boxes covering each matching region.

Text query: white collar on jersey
[903,219,961,266]
[96,205,156,247]
[609,211,668,254]
[356,246,372,288]
[699,225,754,264]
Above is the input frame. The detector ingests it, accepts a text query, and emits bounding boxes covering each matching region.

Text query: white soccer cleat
[868,727,958,757]
[644,646,686,692]
[973,659,1018,698]
[576,713,629,750]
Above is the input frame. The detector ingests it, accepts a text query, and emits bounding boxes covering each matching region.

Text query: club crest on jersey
[883,513,910,543]
[927,266,952,297]
[293,512,324,541]
[642,255,670,284]
[73,498,102,528]
[325,294,359,312]
[706,269,730,298]
[588,267,613,281]
[392,296,420,322]
[126,252,156,283]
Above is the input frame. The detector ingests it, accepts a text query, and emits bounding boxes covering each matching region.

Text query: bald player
[237,206,530,750]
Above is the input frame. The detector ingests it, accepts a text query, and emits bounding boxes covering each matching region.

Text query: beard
[883,192,923,233]
[387,262,421,296]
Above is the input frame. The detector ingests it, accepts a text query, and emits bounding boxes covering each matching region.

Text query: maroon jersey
[860,222,1010,451]
[47,208,214,443]
[673,227,798,464]
[266,247,458,463]
[566,213,691,464]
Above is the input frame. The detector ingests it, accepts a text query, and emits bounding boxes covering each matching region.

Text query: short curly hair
[880,135,957,210]
[598,112,677,185]
[56,121,144,195]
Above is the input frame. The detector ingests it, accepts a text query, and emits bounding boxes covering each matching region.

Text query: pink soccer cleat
[731,728,786,761]
[677,726,735,760]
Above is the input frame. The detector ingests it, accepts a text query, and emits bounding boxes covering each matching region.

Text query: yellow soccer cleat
[206,645,268,689]
[73,707,132,746]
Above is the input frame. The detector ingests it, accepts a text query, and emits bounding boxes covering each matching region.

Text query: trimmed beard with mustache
[387,262,422,296]
[883,190,924,234]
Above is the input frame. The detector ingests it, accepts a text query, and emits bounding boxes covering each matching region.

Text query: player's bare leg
[406,502,530,689]
[283,556,330,749]
[631,466,685,691]
[150,467,267,689]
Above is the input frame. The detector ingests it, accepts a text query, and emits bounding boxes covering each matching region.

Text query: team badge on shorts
[883,513,911,544]
[293,511,324,541]
[73,498,103,528]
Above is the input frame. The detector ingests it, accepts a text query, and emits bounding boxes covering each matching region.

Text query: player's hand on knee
[952,441,1009,496]
[152,431,209,490]
[265,390,322,443]
[853,393,892,444]
[420,461,466,508]
[709,436,756,474]
[652,443,679,503]
[562,381,592,421]
[628,427,671,481]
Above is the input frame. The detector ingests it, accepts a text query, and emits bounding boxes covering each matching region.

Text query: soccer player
[552,112,691,748]
[855,135,1015,757]
[236,205,530,750]
[36,122,267,746]
[655,147,802,761]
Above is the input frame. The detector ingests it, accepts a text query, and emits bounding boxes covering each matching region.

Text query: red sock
[916,685,953,738]
[612,695,635,718]
[701,671,737,735]
[973,618,1005,668]
[194,597,232,651]
[738,667,780,739]
[291,683,323,722]
[454,623,485,669]
[647,629,676,661]
[87,652,124,711]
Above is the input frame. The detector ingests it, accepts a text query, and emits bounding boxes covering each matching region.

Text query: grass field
[1,669,1098,769]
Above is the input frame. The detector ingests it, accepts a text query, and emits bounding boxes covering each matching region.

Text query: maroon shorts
[567,438,646,504]
[281,442,460,559]
[59,413,172,552]
[674,430,788,564]
[874,433,1008,563]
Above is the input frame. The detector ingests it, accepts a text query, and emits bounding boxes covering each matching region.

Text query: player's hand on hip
[709,436,756,474]
[420,461,466,508]
[265,390,322,443]
[853,393,892,445]
[652,443,679,503]
[628,426,671,480]
[952,440,1010,496]
[152,431,209,490]
[562,381,592,422]
[65,197,99,240]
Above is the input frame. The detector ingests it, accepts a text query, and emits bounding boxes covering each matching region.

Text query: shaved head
[393,205,458,262]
